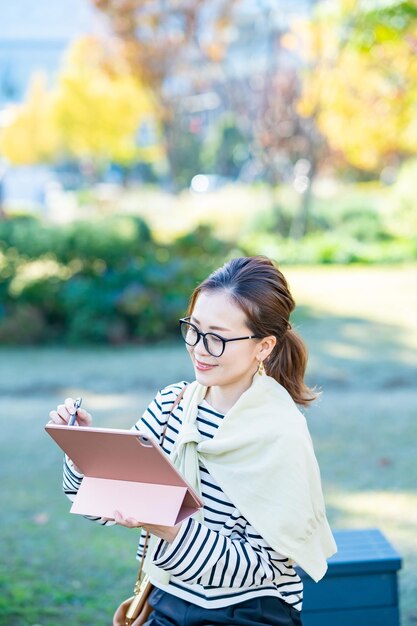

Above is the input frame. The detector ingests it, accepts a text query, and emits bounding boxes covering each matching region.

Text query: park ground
[0,264,416,625]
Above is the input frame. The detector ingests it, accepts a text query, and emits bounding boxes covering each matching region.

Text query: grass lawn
[1,265,416,626]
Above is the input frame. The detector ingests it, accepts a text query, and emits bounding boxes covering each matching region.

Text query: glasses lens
[181,322,199,346]
[205,333,225,357]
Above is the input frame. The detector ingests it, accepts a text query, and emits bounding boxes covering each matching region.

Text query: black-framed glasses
[179,317,261,357]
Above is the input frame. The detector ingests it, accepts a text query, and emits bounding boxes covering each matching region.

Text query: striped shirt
[63,381,303,611]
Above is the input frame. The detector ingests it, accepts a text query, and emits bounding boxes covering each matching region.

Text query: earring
[257,360,264,376]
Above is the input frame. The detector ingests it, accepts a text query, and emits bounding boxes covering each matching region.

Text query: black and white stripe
[63,381,303,611]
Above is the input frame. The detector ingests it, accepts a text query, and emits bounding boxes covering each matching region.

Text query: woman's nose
[193,336,210,357]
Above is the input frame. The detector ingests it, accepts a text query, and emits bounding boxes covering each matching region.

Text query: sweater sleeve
[63,454,83,498]
[152,516,299,589]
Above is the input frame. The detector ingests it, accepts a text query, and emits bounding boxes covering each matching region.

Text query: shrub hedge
[0,212,415,344]
[0,215,232,344]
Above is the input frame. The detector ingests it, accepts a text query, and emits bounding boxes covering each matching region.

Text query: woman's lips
[195,359,217,371]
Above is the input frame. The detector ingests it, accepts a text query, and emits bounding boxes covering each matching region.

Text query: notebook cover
[71,477,191,525]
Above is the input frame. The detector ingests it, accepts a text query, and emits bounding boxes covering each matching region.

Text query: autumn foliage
[0,36,161,166]
[295,0,417,171]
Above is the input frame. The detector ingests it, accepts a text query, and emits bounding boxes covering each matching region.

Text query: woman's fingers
[64,397,75,414]
[49,409,67,424]
[48,397,92,427]
[63,397,92,426]
[114,510,142,528]
[57,403,70,420]
[75,408,92,426]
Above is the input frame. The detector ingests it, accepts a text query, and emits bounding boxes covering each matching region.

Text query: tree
[296,0,417,172]
[91,0,234,91]
[0,73,59,165]
[0,37,162,171]
[52,36,162,167]
[91,1,238,189]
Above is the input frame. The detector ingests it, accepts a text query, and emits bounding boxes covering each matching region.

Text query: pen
[68,397,82,426]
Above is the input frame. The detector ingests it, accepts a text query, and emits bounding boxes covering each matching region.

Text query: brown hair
[187,256,317,406]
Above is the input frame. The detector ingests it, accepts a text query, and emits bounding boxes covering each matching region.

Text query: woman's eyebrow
[191,316,231,332]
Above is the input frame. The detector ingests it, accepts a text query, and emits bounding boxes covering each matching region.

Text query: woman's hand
[48,397,93,427]
[112,510,181,543]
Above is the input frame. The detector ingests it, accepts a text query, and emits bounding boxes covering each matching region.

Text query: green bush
[383,159,417,238]
[0,216,231,344]
[241,231,416,265]
[0,202,415,345]
[302,188,392,242]
[0,214,64,260]
[0,303,47,344]
[247,184,394,242]
[0,214,152,266]
[245,179,416,262]
[63,216,152,269]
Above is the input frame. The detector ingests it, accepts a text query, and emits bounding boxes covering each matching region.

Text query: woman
[50,255,336,626]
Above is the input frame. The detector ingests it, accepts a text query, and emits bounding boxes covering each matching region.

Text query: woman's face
[186,290,264,389]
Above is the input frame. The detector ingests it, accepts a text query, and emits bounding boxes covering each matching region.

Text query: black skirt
[144,587,302,626]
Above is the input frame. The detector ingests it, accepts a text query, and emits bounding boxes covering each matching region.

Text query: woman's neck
[204,375,255,414]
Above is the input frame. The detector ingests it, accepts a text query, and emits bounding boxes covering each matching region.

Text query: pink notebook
[45,424,203,525]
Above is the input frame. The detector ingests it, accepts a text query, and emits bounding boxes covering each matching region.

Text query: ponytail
[266,328,318,407]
